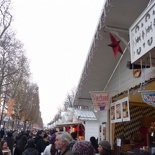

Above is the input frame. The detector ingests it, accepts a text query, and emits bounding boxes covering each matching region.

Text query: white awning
[74,109,97,121]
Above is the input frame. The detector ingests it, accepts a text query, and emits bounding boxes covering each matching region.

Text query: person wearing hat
[72,140,95,155]
[98,140,113,155]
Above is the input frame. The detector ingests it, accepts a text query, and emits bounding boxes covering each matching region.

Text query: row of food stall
[72,0,155,153]
[49,0,155,153]
[48,108,101,141]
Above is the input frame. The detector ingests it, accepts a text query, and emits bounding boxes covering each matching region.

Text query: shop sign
[129,1,155,63]
[90,91,109,111]
[141,91,155,107]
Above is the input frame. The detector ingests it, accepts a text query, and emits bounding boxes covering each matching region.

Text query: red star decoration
[108,33,123,58]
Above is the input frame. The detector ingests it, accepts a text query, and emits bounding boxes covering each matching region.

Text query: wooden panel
[141,116,155,128]
[114,106,155,144]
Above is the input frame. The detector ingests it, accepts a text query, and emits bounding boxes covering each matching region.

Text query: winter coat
[42,140,49,153]
[69,140,77,149]
[43,144,58,155]
[58,145,72,155]
[2,148,11,155]
[22,148,38,155]
[34,136,42,144]
[36,138,46,155]
[42,144,51,155]
[0,149,3,155]
[13,138,27,155]
[14,144,26,155]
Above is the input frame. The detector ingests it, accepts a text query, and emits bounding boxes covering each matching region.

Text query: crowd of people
[0,128,113,155]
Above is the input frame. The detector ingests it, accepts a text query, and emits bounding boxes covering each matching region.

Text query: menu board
[110,97,130,123]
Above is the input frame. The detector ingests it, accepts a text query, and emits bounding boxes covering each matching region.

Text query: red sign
[90,91,109,111]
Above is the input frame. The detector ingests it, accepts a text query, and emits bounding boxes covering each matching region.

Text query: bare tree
[0,1,43,128]
[64,87,76,110]
[50,87,76,124]
[0,31,31,126]
[0,0,12,38]
[0,31,27,95]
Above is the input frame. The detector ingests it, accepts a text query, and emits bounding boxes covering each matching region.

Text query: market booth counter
[111,80,155,154]
[56,122,85,140]
[113,107,155,154]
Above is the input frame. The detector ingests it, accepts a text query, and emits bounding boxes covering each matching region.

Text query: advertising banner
[110,103,115,123]
[111,97,130,123]
[141,91,155,107]
[122,97,130,122]
[115,101,122,122]
[90,91,109,111]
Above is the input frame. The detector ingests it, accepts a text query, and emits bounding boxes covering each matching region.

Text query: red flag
[108,33,123,58]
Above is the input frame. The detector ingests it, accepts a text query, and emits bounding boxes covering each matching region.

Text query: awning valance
[56,121,82,127]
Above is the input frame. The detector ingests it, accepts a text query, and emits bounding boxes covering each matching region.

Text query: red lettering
[92,94,108,102]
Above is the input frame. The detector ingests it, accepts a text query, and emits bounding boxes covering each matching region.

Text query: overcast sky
[11,0,106,125]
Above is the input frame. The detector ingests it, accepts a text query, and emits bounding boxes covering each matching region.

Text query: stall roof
[55,109,97,127]
[74,109,97,121]
[74,0,150,106]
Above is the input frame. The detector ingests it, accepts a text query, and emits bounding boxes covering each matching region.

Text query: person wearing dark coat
[70,132,78,149]
[4,131,14,155]
[36,138,46,155]
[90,136,99,153]
[13,135,28,155]
[0,127,5,141]
[0,148,3,155]
[42,134,50,152]
[34,130,44,144]
[22,139,38,155]
[34,130,45,155]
